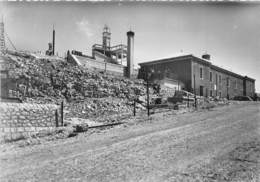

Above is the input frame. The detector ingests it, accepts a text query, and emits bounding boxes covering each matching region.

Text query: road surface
[0,102,259,181]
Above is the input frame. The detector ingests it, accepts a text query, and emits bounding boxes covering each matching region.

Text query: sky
[1,1,260,92]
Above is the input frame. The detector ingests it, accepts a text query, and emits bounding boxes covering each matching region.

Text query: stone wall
[0,102,59,142]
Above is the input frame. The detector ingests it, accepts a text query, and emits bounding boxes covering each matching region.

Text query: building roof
[139,54,255,82]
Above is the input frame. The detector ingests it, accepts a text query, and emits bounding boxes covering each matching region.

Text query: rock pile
[7,52,149,103]
[5,51,155,119]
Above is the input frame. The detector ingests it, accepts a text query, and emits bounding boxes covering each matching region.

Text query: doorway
[200,86,204,96]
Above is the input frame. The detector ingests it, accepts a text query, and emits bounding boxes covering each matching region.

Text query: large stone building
[138,54,255,99]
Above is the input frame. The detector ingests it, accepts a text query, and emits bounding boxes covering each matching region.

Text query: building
[68,25,137,78]
[138,54,255,99]
[92,25,127,65]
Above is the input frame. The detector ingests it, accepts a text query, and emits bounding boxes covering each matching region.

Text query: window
[219,91,222,97]
[227,78,230,87]
[210,72,212,82]
[210,90,213,97]
[235,80,237,89]
[219,75,221,84]
[200,67,203,79]
[215,74,218,85]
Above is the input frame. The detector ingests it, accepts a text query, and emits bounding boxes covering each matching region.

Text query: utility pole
[146,69,150,117]
[133,98,136,116]
[226,77,229,100]
[52,24,55,56]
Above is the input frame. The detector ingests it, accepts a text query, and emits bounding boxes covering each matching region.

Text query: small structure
[45,27,55,56]
[45,42,53,56]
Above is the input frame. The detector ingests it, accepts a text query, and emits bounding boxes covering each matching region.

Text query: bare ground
[0,102,259,182]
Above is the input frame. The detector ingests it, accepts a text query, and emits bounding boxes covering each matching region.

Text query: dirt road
[0,102,259,181]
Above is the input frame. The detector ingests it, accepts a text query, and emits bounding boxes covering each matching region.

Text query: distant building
[138,54,255,99]
[92,25,127,65]
[68,25,137,78]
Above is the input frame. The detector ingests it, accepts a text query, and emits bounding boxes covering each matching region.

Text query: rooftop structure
[92,25,127,65]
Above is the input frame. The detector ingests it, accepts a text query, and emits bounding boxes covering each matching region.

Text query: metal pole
[55,109,59,127]
[227,77,229,100]
[147,80,150,116]
[187,94,189,108]
[134,99,136,116]
[61,101,64,126]
[193,74,197,109]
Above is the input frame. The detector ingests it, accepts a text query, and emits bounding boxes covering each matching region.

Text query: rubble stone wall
[0,102,59,142]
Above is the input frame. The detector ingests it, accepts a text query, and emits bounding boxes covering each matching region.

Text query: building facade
[138,54,255,99]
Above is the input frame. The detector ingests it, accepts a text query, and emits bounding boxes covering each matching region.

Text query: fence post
[134,99,136,116]
[61,101,64,126]
[193,74,197,109]
[55,109,59,127]
[187,94,189,108]
[147,81,150,116]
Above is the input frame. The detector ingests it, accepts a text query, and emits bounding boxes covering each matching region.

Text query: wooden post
[61,101,64,126]
[55,109,59,127]
[147,80,150,117]
[187,94,189,108]
[193,74,197,109]
[134,99,136,116]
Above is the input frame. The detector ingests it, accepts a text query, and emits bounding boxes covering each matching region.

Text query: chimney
[202,54,210,60]
[126,30,134,78]
[52,27,55,56]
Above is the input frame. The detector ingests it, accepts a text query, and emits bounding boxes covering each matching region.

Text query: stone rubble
[5,51,156,121]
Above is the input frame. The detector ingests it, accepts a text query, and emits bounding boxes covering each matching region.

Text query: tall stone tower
[0,17,5,54]
[102,25,111,50]
[126,30,134,78]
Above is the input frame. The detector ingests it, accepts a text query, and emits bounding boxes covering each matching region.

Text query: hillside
[4,51,153,120]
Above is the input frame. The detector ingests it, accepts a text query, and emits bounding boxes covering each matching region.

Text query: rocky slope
[4,51,152,119]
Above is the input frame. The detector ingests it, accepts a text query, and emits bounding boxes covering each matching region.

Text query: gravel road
[0,102,259,182]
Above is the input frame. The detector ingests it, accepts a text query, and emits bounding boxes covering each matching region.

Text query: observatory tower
[102,25,111,50]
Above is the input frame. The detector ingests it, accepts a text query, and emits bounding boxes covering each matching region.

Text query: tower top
[127,30,134,36]
[103,25,110,33]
